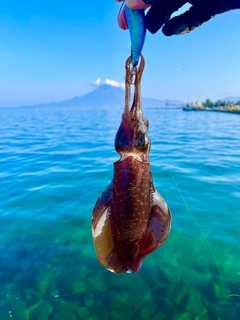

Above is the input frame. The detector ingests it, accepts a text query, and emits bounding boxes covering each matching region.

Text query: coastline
[183,106,240,114]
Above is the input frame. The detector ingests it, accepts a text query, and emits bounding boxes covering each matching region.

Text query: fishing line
[165,163,226,298]
[141,78,227,298]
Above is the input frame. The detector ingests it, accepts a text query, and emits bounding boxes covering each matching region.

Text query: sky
[0,1,240,107]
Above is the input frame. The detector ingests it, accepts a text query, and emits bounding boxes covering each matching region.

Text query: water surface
[0,107,240,320]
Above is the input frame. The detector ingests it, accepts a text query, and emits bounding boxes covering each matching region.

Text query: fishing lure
[125,5,146,66]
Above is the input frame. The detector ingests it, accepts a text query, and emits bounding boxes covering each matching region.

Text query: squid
[92,55,171,273]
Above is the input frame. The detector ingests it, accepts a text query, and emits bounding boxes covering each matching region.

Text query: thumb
[162,4,216,36]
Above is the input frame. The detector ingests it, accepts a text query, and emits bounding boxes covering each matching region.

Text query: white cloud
[103,79,125,89]
[92,77,101,85]
[92,78,125,89]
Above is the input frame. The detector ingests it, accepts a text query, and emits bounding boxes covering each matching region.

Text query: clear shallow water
[0,107,240,320]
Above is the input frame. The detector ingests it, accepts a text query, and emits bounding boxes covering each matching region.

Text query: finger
[145,0,187,34]
[117,1,150,30]
[125,0,151,10]
[162,4,215,36]
[115,0,150,8]
[117,3,128,30]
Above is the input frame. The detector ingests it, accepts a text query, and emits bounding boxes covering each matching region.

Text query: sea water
[0,107,240,320]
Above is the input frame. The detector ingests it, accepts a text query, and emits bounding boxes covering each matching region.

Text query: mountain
[21,84,185,109]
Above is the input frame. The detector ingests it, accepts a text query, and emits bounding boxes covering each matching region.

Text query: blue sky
[0,1,240,107]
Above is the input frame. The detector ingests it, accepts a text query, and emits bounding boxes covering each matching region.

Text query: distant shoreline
[183,106,240,114]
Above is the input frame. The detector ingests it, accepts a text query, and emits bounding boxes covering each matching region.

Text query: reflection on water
[0,107,240,319]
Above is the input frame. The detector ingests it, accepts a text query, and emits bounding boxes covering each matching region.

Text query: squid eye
[139,133,148,146]
[135,132,150,154]
[115,125,130,153]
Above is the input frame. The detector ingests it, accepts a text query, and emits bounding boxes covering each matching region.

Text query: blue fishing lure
[125,6,146,66]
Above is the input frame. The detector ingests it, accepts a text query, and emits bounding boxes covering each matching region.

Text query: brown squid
[92,55,171,273]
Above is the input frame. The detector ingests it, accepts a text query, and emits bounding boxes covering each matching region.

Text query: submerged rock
[61,274,89,296]
[71,278,88,295]
[76,307,89,319]
[156,297,177,315]
[111,310,132,320]
[6,298,28,320]
[152,311,167,320]
[84,293,95,308]
[139,300,157,320]
[175,312,192,320]
[87,275,107,293]
[29,301,53,320]
[53,312,77,320]
[195,308,209,320]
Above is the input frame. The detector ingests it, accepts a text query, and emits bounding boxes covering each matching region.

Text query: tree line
[203,99,240,108]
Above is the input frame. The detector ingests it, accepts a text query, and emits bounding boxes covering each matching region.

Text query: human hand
[116,0,240,36]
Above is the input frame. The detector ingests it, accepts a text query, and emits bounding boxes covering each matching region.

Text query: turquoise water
[0,107,240,320]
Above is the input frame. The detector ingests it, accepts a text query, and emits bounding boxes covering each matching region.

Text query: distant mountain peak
[96,83,124,90]
[21,84,185,109]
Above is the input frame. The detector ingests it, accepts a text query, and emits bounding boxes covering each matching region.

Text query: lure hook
[124,55,145,115]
